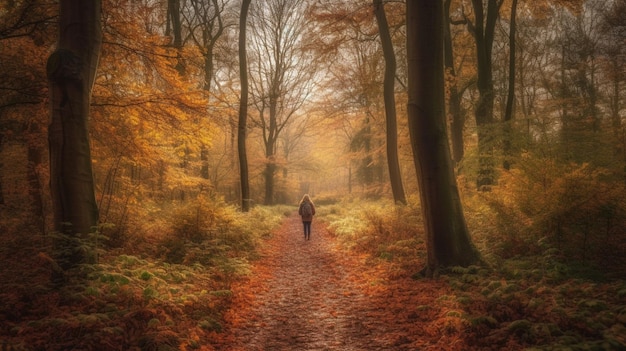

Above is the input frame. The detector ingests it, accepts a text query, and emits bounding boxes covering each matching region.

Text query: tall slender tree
[468,0,504,189]
[238,0,252,212]
[167,0,184,75]
[444,0,467,166]
[406,0,480,275]
[503,0,519,170]
[47,0,101,247]
[373,0,406,205]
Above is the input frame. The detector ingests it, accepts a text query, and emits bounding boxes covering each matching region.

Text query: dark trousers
[303,221,312,239]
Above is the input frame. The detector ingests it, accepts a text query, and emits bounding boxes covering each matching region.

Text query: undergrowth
[320,196,426,275]
[0,202,287,351]
[320,195,626,350]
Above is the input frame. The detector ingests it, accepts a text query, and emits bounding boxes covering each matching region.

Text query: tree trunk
[27,121,45,234]
[200,146,209,179]
[363,119,373,185]
[503,0,518,170]
[264,86,279,205]
[444,0,465,166]
[237,0,252,212]
[264,159,276,205]
[406,0,480,275]
[0,132,4,205]
[168,0,184,75]
[204,46,214,92]
[373,0,406,205]
[471,0,502,190]
[46,0,101,248]
[348,162,352,194]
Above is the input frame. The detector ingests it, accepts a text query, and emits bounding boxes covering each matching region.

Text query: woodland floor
[214,214,458,351]
[2,211,623,350]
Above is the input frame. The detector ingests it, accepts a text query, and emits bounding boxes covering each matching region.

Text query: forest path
[217,213,452,351]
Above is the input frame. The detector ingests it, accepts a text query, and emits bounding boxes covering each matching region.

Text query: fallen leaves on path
[212,214,462,351]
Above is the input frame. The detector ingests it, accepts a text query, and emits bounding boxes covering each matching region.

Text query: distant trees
[341,31,385,194]
[441,0,624,184]
[601,0,626,163]
[506,0,623,171]
[309,0,408,199]
[247,0,316,205]
[182,0,229,93]
[0,1,52,231]
[181,0,230,182]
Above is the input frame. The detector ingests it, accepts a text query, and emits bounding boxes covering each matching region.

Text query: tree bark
[238,0,252,212]
[444,0,465,166]
[27,121,45,234]
[471,0,503,190]
[0,132,4,205]
[503,0,518,170]
[263,158,276,205]
[264,87,279,205]
[373,0,406,205]
[47,0,101,239]
[406,0,480,275]
[168,0,184,75]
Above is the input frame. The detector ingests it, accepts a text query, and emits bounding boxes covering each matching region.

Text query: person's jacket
[298,201,316,222]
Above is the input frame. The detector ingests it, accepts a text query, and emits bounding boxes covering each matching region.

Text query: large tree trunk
[238,0,252,212]
[406,0,480,275]
[46,0,101,246]
[0,132,4,205]
[373,0,406,205]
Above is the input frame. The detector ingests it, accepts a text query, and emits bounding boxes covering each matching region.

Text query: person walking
[298,194,316,240]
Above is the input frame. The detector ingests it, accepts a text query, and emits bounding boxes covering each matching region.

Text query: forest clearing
[1,0,626,350]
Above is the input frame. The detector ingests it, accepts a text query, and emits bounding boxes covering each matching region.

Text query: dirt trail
[218,214,453,351]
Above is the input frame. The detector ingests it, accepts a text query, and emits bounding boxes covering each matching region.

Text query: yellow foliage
[476,156,626,265]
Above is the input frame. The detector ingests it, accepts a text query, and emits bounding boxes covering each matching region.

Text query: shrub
[479,157,626,273]
[322,197,425,268]
[159,200,288,266]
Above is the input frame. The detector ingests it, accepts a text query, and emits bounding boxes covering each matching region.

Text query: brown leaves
[220,213,458,350]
